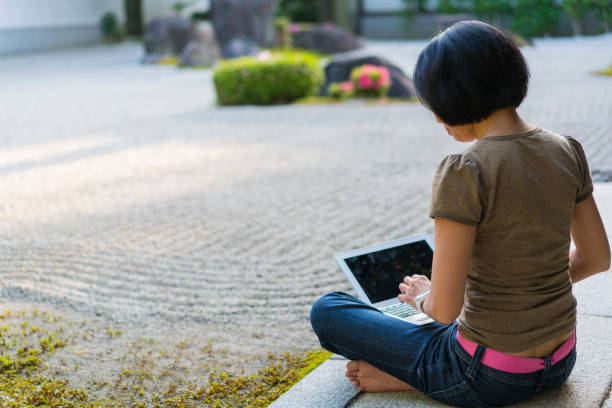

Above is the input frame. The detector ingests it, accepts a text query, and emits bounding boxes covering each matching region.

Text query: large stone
[292,25,362,55]
[209,0,278,47]
[179,22,220,67]
[142,17,193,63]
[221,38,261,59]
[322,55,415,98]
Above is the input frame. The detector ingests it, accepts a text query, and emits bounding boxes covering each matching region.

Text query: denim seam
[425,380,469,398]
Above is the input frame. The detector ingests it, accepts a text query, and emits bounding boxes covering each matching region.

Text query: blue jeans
[310,292,576,408]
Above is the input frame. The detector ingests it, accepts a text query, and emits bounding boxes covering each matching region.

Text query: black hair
[413,20,529,126]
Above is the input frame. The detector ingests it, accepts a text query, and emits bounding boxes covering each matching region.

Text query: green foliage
[402,0,429,13]
[172,1,196,13]
[213,51,324,105]
[401,0,610,36]
[437,0,473,14]
[328,82,354,100]
[591,0,612,31]
[474,0,513,20]
[276,0,320,22]
[562,0,590,19]
[274,16,293,48]
[100,12,123,42]
[510,0,561,38]
[190,10,211,21]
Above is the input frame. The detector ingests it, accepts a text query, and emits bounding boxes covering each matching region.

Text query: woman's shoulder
[434,153,481,186]
[436,152,480,174]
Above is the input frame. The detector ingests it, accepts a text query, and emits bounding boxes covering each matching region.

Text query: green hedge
[213,51,324,106]
[99,12,123,42]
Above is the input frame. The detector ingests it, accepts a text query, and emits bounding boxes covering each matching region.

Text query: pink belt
[456,329,576,374]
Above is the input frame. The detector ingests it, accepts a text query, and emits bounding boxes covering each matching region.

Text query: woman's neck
[474,108,534,140]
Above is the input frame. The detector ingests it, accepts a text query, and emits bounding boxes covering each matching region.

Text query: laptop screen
[344,240,433,304]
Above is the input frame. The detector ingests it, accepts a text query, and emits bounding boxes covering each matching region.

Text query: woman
[310,21,610,407]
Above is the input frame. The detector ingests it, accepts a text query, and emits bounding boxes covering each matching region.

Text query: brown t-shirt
[429,127,592,353]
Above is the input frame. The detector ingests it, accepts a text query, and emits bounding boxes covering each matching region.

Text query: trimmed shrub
[213,51,324,105]
[100,12,123,42]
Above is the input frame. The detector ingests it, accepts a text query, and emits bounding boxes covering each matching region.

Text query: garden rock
[143,17,193,63]
[292,25,361,54]
[180,22,220,67]
[221,38,261,59]
[322,55,415,98]
[210,0,278,47]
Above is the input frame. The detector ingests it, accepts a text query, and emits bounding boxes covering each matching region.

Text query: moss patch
[157,57,181,66]
[294,96,418,105]
[0,309,331,407]
[293,96,342,105]
[596,65,612,76]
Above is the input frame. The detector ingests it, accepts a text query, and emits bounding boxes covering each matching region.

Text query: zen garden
[1,0,611,407]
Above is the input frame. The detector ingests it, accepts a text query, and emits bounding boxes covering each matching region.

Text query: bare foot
[345,360,416,392]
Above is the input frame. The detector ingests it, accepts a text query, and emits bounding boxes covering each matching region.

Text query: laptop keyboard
[380,302,420,318]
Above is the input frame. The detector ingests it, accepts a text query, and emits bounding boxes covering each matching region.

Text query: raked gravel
[0,35,611,359]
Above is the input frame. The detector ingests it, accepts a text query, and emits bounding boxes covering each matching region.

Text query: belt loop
[465,344,486,381]
[535,356,552,393]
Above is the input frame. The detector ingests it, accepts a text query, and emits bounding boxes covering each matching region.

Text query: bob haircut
[413,20,529,126]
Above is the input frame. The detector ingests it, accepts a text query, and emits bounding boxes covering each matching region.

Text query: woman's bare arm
[399,217,475,324]
[569,195,610,283]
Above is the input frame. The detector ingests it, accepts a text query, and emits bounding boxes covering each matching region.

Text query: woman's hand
[398,275,431,309]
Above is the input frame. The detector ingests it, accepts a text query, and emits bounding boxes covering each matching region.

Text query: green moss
[294,96,418,105]
[293,96,342,105]
[366,97,418,104]
[0,309,330,407]
[596,65,612,76]
[157,57,180,66]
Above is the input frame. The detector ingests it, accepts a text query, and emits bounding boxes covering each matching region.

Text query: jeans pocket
[545,348,577,391]
[426,381,489,408]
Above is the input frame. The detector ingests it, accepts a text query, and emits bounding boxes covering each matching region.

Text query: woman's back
[431,127,592,352]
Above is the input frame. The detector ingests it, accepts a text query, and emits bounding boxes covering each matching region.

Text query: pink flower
[378,67,390,80]
[339,81,354,92]
[377,76,390,88]
[358,75,373,89]
[359,65,372,74]
[288,23,300,33]
[257,50,272,62]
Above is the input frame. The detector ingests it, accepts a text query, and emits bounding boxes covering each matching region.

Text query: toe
[346,360,360,371]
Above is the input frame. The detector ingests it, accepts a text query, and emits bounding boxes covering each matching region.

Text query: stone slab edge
[268,355,359,408]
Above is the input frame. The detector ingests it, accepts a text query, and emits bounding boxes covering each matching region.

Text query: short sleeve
[429,154,483,226]
[565,136,593,203]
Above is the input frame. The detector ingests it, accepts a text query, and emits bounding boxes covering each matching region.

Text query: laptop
[334,233,435,325]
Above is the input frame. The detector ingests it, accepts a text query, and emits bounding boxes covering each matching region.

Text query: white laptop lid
[334,233,434,308]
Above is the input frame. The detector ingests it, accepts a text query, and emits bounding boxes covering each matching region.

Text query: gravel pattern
[0,35,611,355]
